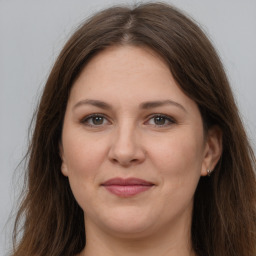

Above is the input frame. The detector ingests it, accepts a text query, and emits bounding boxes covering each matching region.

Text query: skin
[60,45,222,256]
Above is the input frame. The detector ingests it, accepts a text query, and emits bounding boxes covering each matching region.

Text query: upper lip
[101,178,154,186]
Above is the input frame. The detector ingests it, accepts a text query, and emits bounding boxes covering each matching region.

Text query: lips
[101,178,154,197]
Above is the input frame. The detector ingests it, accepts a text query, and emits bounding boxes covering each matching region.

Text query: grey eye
[91,116,105,125]
[81,114,109,126]
[147,114,175,126]
[154,116,167,125]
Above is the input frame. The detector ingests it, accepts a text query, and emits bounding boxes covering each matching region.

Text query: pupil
[93,116,103,125]
[154,116,165,125]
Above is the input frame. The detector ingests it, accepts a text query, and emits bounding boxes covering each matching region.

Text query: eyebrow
[140,100,187,112]
[73,99,112,111]
[73,99,187,112]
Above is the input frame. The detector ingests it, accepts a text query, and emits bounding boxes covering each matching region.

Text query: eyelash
[146,114,176,127]
[80,113,176,127]
[80,114,110,127]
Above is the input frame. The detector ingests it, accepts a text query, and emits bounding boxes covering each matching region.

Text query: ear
[201,126,223,176]
[59,143,69,177]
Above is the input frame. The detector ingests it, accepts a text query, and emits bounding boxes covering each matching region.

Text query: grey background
[1,0,255,255]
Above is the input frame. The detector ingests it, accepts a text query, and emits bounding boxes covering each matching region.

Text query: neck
[82,237,195,256]
[79,215,196,256]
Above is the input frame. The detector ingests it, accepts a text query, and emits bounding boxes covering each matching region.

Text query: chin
[93,207,158,238]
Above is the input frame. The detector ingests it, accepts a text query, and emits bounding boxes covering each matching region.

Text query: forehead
[68,45,198,114]
[71,46,179,97]
[83,45,169,73]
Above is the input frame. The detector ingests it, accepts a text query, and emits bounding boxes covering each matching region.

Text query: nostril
[110,154,140,166]
[111,158,119,164]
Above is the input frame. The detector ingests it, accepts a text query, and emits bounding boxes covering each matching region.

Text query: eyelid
[80,113,176,128]
[145,113,176,127]
[80,113,111,126]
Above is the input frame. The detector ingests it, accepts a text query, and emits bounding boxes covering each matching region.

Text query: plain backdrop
[0,0,255,255]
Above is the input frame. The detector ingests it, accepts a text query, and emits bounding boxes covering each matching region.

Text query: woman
[12,2,256,256]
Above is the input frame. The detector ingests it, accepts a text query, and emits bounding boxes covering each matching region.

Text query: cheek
[62,132,108,206]
[147,133,204,219]
[63,131,107,175]
[149,131,204,190]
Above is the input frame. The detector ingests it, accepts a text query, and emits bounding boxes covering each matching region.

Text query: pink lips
[101,178,154,197]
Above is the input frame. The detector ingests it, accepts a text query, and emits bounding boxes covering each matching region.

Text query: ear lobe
[59,143,69,177]
[61,163,69,177]
[201,126,223,176]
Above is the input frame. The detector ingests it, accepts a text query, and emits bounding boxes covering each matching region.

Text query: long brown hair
[12,2,256,256]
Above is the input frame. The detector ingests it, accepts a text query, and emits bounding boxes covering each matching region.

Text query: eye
[146,114,175,127]
[81,114,110,127]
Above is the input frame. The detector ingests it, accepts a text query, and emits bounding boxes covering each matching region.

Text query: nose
[108,124,146,167]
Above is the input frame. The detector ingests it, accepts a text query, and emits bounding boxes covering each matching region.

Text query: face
[60,45,221,239]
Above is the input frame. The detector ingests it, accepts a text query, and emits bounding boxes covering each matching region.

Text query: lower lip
[103,185,153,197]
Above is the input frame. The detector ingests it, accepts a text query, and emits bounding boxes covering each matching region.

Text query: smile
[101,178,155,197]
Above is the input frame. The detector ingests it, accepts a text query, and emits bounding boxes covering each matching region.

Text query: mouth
[101,177,155,197]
